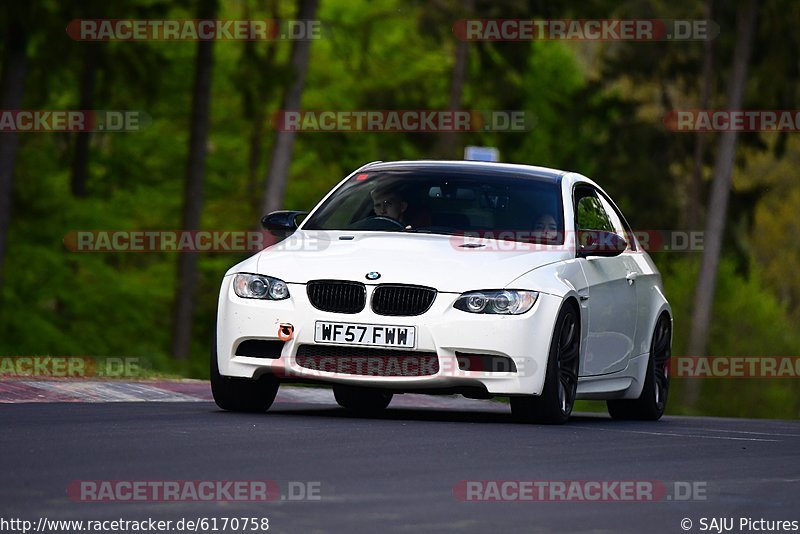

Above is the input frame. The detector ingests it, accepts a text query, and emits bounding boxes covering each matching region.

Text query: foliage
[661,256,800,418]
[1,0,799,417]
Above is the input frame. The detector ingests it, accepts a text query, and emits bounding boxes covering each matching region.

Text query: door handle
[625,272,639,285]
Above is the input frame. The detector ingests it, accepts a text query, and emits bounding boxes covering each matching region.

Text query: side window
[596,193,635,251]
[575,188,613,232]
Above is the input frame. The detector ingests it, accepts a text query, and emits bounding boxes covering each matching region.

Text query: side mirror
[577,230,627,258]
[260,210,308,239]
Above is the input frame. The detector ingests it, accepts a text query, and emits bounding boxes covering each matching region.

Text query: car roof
[361,160,568,182]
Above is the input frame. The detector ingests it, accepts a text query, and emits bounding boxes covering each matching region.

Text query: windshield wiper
[404,227,459,236]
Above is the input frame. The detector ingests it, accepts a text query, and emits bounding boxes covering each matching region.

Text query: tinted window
[575,188,613,232]
[596,193,635,251]
[303,170,564,243]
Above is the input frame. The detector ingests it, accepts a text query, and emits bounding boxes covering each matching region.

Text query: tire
[210,338,279,412]
[333,385,393,415]
[511,302,580,425]
[607,313,671,421]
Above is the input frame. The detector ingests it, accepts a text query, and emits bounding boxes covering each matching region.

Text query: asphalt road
[2,398,800,534]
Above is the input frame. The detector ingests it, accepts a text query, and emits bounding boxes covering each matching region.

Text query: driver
[370,184,408,225]
[534,213,560,242]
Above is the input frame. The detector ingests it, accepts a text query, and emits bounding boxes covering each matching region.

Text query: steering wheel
[370,216,406,229]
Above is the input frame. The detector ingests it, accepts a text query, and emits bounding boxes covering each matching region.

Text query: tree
[259,0,319,216]
[0,2,30,294]
[238,0,281,216]
[70,43,100,198]
[433,0,473,159]
[687,0,715,230]
[687,1,759,368]
[172,0,219,360]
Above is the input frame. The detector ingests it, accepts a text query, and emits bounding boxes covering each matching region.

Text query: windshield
[302,169,565,244]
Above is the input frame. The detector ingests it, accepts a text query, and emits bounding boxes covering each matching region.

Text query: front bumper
[215,275,562,395]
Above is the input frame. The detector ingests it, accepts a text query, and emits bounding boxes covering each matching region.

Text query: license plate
[314,321,416,348]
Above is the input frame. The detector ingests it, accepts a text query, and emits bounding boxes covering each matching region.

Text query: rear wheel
[333,385,393,415]
[607,313,671,421]
[511,303,580,425]
[211,340,279,412]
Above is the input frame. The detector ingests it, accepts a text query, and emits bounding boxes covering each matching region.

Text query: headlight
[454,290,538,315]
[233,273,290,300]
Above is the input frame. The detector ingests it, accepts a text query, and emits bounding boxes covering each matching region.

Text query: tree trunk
[171,0,218,361]
[259,0,319,216]
[687,0,715,230]
[686,0,759,405]
[433,0,473,159]
[244,0,279,216]
[0,4,29,294]
[71,43,100,198]
[247,99,265,213]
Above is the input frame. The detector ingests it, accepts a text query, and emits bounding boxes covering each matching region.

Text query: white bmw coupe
[212,160,672,424]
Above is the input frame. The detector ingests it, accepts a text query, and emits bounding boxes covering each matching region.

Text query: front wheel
[511,303,580,425]
[333,385,393,415]
[211,340,279,412]
[607,313,671,421]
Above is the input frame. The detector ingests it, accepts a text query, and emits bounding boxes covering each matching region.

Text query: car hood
[254,231,570,293]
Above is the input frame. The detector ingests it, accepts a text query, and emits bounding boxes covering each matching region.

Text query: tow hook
[278,323,294,341]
